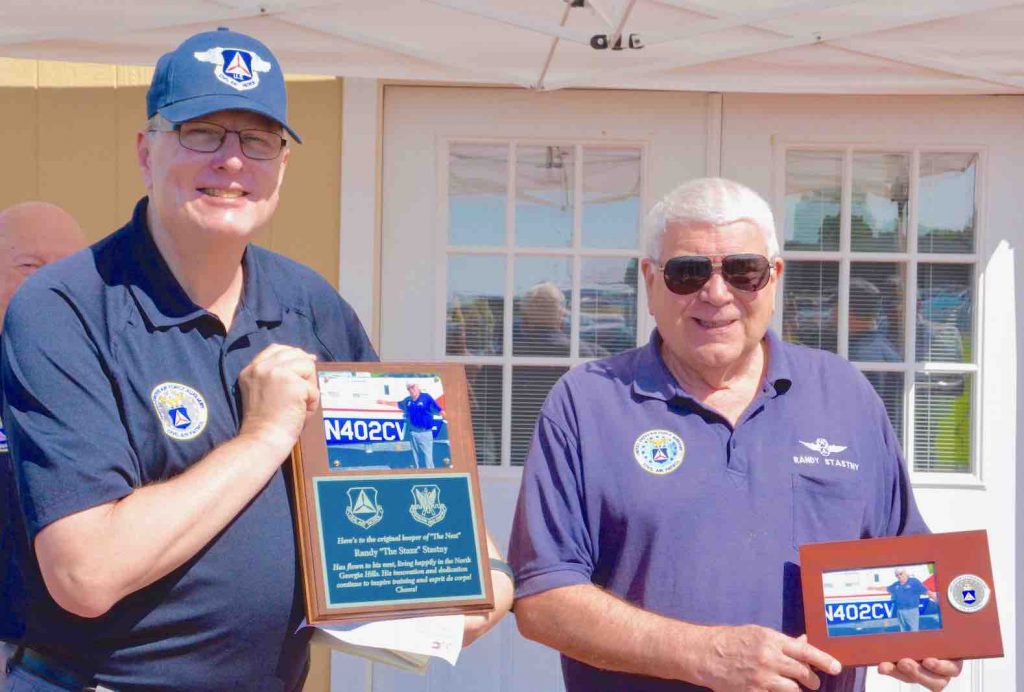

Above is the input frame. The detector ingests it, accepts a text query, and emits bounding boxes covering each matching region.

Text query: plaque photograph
[291,363,495,625]
[800,530,1002,666]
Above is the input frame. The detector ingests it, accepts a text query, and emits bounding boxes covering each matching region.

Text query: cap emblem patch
[193,47,272,91]
[633,429,685,475]
[152,382,209,440]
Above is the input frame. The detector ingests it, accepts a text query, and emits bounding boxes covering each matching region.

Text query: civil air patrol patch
[0,417,7,454]
[633,429,685,475]
[346,486,383,529]
[151,382,208,441]
[193,47,272,91]
[947,573,990,613]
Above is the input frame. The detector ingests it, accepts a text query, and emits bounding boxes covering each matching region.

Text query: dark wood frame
[800,530,1002,666]
[291,362,494,624]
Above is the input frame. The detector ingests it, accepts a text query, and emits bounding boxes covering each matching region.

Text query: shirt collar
[125,197,283,329]
[631,327,794,402]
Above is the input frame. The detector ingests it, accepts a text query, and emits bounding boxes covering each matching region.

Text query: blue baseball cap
[146,27,302,143]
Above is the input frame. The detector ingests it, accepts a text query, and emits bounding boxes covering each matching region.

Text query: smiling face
[137,109,289,244]
[642,219,783,381]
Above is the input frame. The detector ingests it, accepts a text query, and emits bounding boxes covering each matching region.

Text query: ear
[640,258,658,316]
[772,256,784,283]
[137,131,155,190]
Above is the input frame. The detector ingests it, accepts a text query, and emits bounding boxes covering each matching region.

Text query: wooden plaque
[291,362,494,625]
[800,530,1002,666]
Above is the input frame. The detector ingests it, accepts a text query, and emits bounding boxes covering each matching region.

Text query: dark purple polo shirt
[509,330,927,692]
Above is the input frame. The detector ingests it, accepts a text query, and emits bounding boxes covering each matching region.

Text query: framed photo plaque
[291,362,495,625]
[800,530,1002,666]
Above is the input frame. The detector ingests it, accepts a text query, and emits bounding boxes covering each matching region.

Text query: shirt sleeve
[508,407,595,600]
[1,281,139,539]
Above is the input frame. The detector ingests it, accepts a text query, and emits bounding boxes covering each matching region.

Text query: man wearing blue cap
[0,28,512,690]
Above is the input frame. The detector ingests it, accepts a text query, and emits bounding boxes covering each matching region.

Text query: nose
[211,131,246,171]
[698,270,733,305]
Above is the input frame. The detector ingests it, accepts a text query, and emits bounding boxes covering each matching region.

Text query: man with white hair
[509,178,962,691]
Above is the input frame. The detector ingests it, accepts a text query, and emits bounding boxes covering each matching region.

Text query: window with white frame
[443,142,644,466]
[780,148,979,474]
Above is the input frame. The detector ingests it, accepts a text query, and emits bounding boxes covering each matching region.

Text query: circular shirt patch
[633,430,685,475]
[151,382,209,441]
[0,417,7,454]
[947,574,990,613]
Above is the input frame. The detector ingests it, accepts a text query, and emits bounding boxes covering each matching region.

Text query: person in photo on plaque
[378,381,445,469]
[508,178,963,692]
[868,567,938,633]
[0,202,87,679]
[0,29,511,691]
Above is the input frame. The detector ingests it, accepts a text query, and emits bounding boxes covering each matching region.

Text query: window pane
[784,151,842,251]
[849,263,905,362]
[516,145,574,247]
[914,372,972,472]
[582,147,641,249]
[513,257,572,357]
[863,370,904,448]
[782,261,839,353]
[466,365,502,466]
[449,143,507,247]
[581,257,638,357]
[851,153,909,252]
[446,255,505,356]
[918,153,977,254]
[511,366,568,466]
[916,264,973,363]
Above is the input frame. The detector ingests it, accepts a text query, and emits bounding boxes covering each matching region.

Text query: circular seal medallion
[151,382,209,441]
[633,429,685,475]
[947,573,990,614]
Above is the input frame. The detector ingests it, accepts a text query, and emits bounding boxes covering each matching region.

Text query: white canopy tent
[2,0,1024,93]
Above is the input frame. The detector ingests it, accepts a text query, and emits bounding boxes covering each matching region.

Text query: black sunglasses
[656,254,773,295]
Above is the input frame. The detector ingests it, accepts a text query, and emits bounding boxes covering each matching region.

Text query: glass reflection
[782,261,839,353]
[513,257,572,357]
[446,255,505,356]
[919,153,977,254]
[467,365,502,466]
[785,151,842,251]
[582,147,642,249]
[914,372,972,473]
[449,143,507,247]
[851,153,909,252]
[516,145,574,248]
[581,257,638,356]
[916,264,973,364]
[511,366,568,466]
[849,263,905,362]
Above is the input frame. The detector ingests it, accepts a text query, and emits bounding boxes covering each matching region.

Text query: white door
[721,94,1018,691]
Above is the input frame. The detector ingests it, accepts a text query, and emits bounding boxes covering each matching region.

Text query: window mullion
[501,142,516,468]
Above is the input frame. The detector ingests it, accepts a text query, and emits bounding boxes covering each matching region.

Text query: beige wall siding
[0,58,342,288]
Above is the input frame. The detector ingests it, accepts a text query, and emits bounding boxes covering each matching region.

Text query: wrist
[235,425,298,462]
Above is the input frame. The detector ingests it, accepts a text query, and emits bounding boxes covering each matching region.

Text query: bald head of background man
[0,202,87,323]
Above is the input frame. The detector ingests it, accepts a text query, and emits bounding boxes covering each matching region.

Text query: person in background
[0,201,87,678]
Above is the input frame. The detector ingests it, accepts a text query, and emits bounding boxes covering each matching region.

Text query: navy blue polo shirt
[0,198,375,690]
[399,393,441,431]
[889,577,928,611]
[508,330,927,692]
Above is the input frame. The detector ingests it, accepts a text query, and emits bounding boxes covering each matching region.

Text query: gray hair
[643,177,780,261]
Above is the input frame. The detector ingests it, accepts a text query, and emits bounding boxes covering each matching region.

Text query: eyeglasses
[150,121,287,160]
[655,254,773,295]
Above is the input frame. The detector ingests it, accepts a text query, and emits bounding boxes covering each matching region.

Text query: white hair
[643,177,780,261]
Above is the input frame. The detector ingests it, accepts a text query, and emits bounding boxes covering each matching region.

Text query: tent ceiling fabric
[2,0,1024,93]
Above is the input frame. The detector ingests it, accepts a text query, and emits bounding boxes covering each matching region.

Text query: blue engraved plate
[313,473,486,608]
